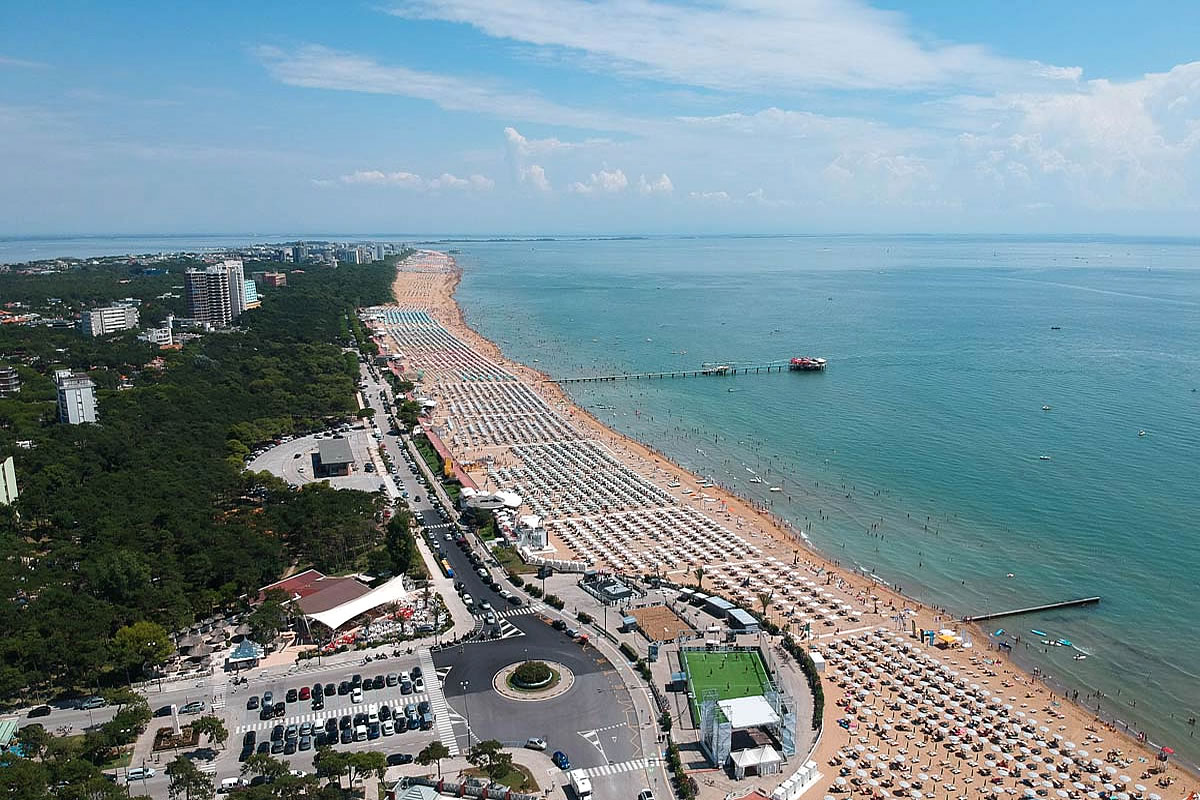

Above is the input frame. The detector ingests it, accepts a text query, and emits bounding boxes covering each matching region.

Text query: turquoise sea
[450,236,1200,765]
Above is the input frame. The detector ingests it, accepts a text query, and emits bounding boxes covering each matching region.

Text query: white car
[351,688,363,704]
[525,737,547,751]
[413,677,425,692]
[126,767,157,781]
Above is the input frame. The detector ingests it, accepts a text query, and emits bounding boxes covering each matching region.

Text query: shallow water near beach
[452,235,1200,765]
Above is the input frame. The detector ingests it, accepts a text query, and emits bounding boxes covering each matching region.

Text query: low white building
[80,304,139,337]
[138,314,175,347]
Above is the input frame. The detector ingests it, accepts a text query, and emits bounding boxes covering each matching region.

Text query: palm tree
[757,590,774,619]
[693,566,706,591]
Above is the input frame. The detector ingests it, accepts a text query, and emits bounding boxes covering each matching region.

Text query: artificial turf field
[682,649,771,722]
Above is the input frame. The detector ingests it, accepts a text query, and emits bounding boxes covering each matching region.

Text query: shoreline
[389,251,1197,788]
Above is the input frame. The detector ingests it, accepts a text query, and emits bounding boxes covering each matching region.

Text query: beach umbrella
[1134,786,1147,794]
[1118,776,1131,785]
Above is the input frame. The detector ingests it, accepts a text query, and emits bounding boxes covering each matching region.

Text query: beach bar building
[704,595,736,619]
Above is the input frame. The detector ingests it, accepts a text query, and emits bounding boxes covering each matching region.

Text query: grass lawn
[464,763,539,792]
[100,749,133,769]
[682,649,772,722]
[494,545,536,575]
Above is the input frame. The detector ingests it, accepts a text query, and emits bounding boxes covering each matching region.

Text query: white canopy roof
[730,745,783,769]
[718,695,780,729]
[306,576,409,631]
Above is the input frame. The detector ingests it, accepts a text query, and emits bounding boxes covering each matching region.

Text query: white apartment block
[80,304,139,337]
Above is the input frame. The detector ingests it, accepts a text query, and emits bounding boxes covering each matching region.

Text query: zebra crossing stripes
[419,648,459,756]
[583,758,657,778]
[197,762,217,775]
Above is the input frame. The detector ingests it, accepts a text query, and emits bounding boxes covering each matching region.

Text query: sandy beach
[383,251,1196,799]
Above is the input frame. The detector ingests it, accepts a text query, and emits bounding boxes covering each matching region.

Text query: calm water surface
[453,236,1200,762]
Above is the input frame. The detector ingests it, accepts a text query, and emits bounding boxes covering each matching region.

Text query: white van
[126,767,156,782]
[219,777,245,793]
[354,724,368,742]
[569,770,593,800]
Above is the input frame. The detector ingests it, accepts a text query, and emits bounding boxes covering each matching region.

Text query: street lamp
[459,680,472,748]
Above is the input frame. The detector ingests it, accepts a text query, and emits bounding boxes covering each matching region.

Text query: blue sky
[2,1,1199,235]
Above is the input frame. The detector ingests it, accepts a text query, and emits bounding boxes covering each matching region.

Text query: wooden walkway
[550,362,794,384]
[962,596,1100,623]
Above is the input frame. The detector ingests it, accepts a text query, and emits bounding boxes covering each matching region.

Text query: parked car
[246,696,259,710]
[351,688,363,704]
[387,753,413,766]
[525,737,547,751]
[78,696,107,710]
[299,687,311,701]
[552,751,571,770]
[285,689,298,703]
[27,705,51,718]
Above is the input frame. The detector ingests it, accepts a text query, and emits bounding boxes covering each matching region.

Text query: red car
[299,687,311,701]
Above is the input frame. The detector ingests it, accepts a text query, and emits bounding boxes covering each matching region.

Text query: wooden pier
[551,361,793,384]
[961,596,1101,623]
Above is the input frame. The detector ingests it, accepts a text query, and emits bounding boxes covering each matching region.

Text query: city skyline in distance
[3,1,1200,236]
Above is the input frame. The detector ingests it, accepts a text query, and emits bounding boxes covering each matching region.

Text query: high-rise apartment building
[54,369,98,424]
[80,304,139,337]
[185,260,245,327]
[0,365,19,397]
[0,456,17,506]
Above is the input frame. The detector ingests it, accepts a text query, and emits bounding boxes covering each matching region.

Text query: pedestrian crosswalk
[232,696,429,734]
[198,762,217,775]
[420,648,458,756]
[583,758,658,779]
[497,602,545,619]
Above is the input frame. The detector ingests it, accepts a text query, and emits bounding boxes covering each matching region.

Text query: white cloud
[255,44,642,132]
[688,190,730,202]
[504,126,607,157]
[638,173,674,195]
[387,0,1080,93]
[519,164,552,192]
[0,55,48,69]
[568,168,628,194]
[325,169,494,190]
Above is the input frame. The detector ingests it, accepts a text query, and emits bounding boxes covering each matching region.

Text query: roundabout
[493,659,575,701]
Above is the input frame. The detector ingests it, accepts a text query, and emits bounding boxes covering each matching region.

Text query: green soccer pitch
[681,649,772,722]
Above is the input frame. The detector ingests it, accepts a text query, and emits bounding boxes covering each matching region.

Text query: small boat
[749,477,763,484]
[1073,654,1087,661]
[1138,430,1147,437]
[1050,326,1062,330]
[1056,638,1073,647]
[727,387,737,392]
[667,480,680,488]
[1030,629,1048,637]
[992,629,1005,637]
[1042,405,1052,411]
[769,486,783,493]
[681,488,693,495]
[1039,455,1052,461]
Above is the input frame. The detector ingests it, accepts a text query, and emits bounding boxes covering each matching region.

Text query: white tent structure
[306,576,409,632]
[730,745,784,779]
